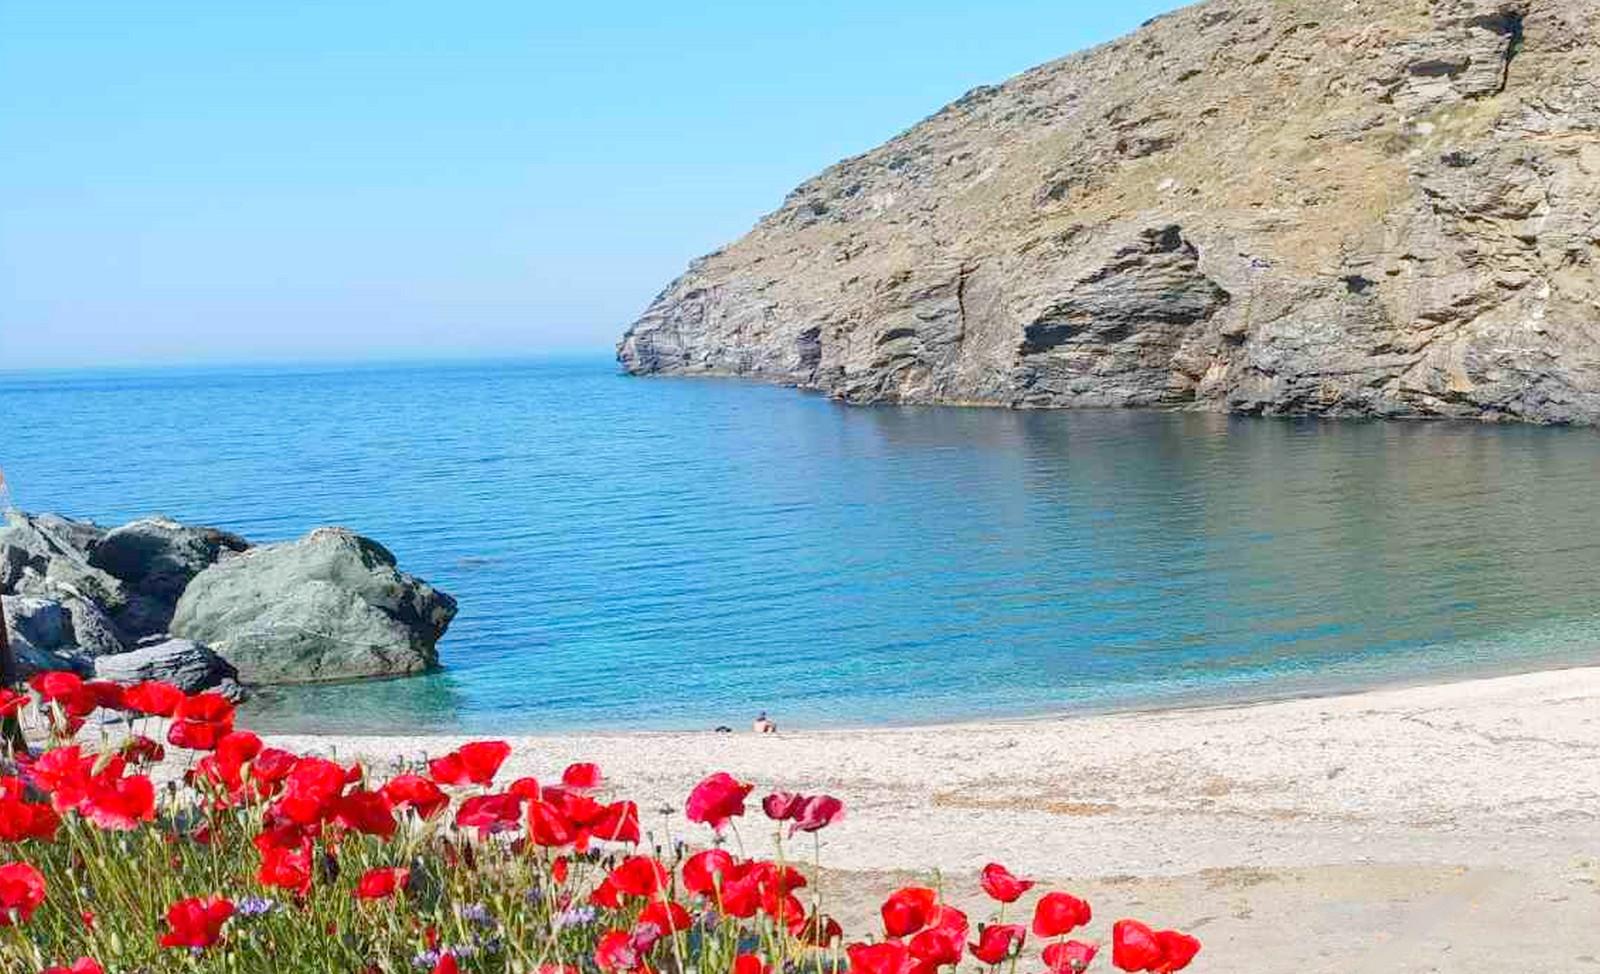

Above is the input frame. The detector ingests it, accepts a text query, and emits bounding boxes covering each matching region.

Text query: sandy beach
[261,666,1600,973]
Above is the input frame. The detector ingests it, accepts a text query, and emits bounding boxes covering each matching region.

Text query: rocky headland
[0,510,456,698]
[619,0,1600,424]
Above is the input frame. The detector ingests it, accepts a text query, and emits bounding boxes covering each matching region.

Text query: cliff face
[618,0,1600,423]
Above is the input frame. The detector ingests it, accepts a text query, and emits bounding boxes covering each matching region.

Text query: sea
[2,356,1598,734]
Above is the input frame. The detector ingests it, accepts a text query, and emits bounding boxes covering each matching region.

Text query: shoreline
[267,664,1600,972]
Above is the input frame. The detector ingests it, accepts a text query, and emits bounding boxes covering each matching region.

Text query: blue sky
[1,1,1181,369]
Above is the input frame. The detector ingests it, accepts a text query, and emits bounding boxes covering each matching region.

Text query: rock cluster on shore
[0,510,457,697]
[619,0,1600,424]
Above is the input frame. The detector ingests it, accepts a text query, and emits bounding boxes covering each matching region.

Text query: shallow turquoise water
[2,357,1598,733]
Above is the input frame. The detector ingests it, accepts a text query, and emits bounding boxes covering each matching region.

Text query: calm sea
[2,357,1598,734]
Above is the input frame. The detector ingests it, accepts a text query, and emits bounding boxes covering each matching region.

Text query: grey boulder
[0,511,126,612]
[89,516,249,638]
[170,528,456,684]
[93,637,244,699]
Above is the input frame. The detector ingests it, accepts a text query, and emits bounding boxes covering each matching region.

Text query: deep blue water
[2,357,1599,734]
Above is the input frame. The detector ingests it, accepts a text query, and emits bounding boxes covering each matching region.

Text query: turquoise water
[2,357,1598,734]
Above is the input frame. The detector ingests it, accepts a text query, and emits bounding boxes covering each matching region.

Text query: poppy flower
[527,799,576,847]
[789,794,844,834]
[682,848,736,895]
[82,771,155,830]
[29,671,83,702]
[562,762,603,791]
[0,861,46,926]
[0,689,27,718]
[1152,930,1201,972]
[595,929,642,972]
[970,924,1026,965]
[41,959,102,974]
[638,899,692,933]
[248,748,299,788]
[881,885,939,937]
[608,856,670,898]
[28,746,97,812]
[0,798,60,842]
[979,863,1035,903]
[378,773,445,819]
[1032,892,1092,938]
[82,680,125,711]
[354,866,410,900]
[167,692,236,751]
[455,792,523,835]
[123,680,185,717]
[158,895,234,949]
[846,941,913,974]
[271,757,348,825]
[1043,940,1100,973]
[685,772,753,832]
[429,740,511,786]
[588,800,641,845]
[733,955,768,974]
[329,788,395,838]
[801,912,844,947]
[762,790,802,821]
[257,843,314,896]
[434,957,459,974]
[509,776,542,801]
[120,735,166,765]
[1111,920,1164,972]
[908,918,967,968]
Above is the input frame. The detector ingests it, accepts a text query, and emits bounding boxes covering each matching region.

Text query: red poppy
[847,941,913,974]
[249,748,299,788]
[428,740,511,786]
[1032,892,1092,938]
[434,957,459,974]
[762,790,802,821]
[801,912,844,947]
[0,861,46,925]
[82,770,155,830]
[257,843,313,896]
[41,958,103,974]
[588,800,640,845]
[1152,930,1201,973]
[685,772,753,832]
[881,885,940,937]
[455,792,523,835]
[608,856,670,898]
[979,863,1035,904]
[166,692,236,751]
[0,798,60,842]
[970,924,1026,965]
[122,680,185,717]
[119,735,166,765]
[29,671,83,702]
[638,899,692,933]
[595,929,642,972]
[682,848,736,896]
[28,746,97,812]
[527,799,576,847]
[82,680,125,711]
[1043,941,1099,973]
[562,762,603,791]
[158,895,233,949]
[733,954,767,974]
[508,776,542,801]
[0,689,27,718]
[372,773,441,819]
[1111,920,1171,972]
[909,916,967,968]
[332,789,397,839]
[789,794,844,835]
[354,866,410,900]
[271,757,348,825]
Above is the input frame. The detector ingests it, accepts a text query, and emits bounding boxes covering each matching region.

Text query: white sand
[268,667,1600,973]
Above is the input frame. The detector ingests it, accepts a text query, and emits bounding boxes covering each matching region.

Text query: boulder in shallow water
[93,637,244,699]
[170,527,456,684]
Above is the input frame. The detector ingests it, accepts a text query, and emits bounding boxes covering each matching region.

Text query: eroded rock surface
[619,0,1600,423]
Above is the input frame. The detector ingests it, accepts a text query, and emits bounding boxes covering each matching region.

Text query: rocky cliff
[618,0,1600,423]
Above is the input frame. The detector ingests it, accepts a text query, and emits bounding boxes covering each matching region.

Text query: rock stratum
[619,0,1600,424]
[1,511,457,692]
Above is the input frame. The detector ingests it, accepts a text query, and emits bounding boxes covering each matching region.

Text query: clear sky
[1,1,1182,370]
